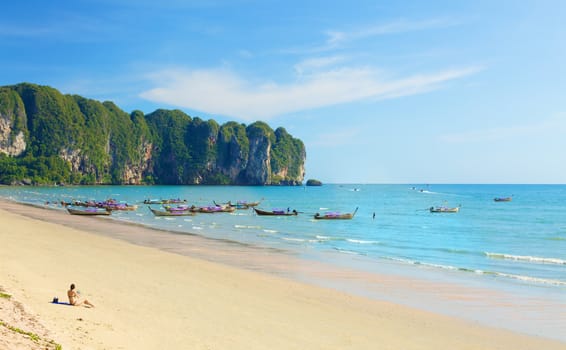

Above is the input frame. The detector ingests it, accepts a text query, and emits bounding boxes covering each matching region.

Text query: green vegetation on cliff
[271,128,306,185]
[0,83,306,185]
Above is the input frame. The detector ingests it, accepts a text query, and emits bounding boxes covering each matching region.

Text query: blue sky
[1,0,565,183]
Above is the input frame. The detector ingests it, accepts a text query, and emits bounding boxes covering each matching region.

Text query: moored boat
[191,205,236,213]
[148,207,194,216]
[254,208,298,216]
[314,207,358,220]
[104,203,138,211]
[67,207,111,216]
[215,200,261,209]
[144,198,188,205]
[164,204,191,212]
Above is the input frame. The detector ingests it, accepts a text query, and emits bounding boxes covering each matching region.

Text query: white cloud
[296,17,462,53]
[238,49,253,59]
[353,17,461,38]
[140,65,481,121]
[309,127,362,148]
[293,56,346,75]
[439,114,566,143]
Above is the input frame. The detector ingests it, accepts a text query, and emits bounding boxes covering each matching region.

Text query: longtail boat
[67,207,111,216]
[215,200,261,209]
[149,207,194,217]
[191,205,236,213]
[429,206,460,213]
[164,204,191,212]
[314,207,358,220]
[144,198,188,205]
[104,203,138,211]
[254,208,298,216]
[494,197,512,202]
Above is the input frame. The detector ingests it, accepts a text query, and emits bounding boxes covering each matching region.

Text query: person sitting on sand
[67,283,94,307]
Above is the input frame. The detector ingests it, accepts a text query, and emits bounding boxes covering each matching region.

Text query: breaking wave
[485,252,566,265]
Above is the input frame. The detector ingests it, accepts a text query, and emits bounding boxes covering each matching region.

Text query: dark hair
[70,283,75,290]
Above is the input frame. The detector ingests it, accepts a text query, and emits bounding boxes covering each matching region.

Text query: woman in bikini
[67,283,94,307]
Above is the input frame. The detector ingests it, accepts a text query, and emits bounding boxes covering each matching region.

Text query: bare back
[67,289,78,305]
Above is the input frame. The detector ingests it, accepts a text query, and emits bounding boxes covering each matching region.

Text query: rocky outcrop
[216,122,249,181]
[0,125,26,157]
[241,128,271,185]
[0,88,27,157]
[122,140,153,184]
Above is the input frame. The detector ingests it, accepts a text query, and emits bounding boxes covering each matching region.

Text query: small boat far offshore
[494,196,512,202]
[429,206,460,213]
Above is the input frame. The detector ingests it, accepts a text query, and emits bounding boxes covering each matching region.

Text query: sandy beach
[1,201,564,350]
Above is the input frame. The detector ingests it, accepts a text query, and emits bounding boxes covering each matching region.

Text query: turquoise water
[1,184,565,340]
[2,184,564,286]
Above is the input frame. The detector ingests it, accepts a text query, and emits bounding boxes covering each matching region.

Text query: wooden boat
[494,197,512,202]
[254,208,298,216]
[314,207,358,220]
[191,205,236,213]
[149,207,194,217]
[144,199,163,205]
[215,200,261,209]
[429,206,460,213]
[232,200,261,208]
[104,203,138,211]
[164,204,191,212]
[67,207,111,216]
[144,198,187,205]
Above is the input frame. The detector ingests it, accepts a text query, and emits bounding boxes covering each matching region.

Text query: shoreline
[3,199,566,341]
[1,200,565,349]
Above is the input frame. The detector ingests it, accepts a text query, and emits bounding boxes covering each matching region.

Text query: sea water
[1,184,565,340]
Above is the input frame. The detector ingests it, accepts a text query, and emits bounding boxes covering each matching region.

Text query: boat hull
[254,208,298,216]
[429,207,459,213]
[494,197,512,202]
[67,208,111,216]
[149,207,194,216]
[313,207,358,220]
[313,214,354,220]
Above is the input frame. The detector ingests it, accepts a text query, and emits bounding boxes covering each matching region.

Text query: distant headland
[0,83,306,186]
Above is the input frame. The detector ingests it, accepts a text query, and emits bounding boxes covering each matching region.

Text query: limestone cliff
[0,83,306,186]
[0,88,27,157]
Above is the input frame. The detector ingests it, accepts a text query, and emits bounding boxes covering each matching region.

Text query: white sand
[1,203,564,350]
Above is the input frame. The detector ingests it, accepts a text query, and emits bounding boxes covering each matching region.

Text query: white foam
[333,247,364,255]
[346,239,379,244]
[485,252,566,265]
[493,272,566,286]
[282,237,305,242]
[234,224,262,229]
[386,257,566,286]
